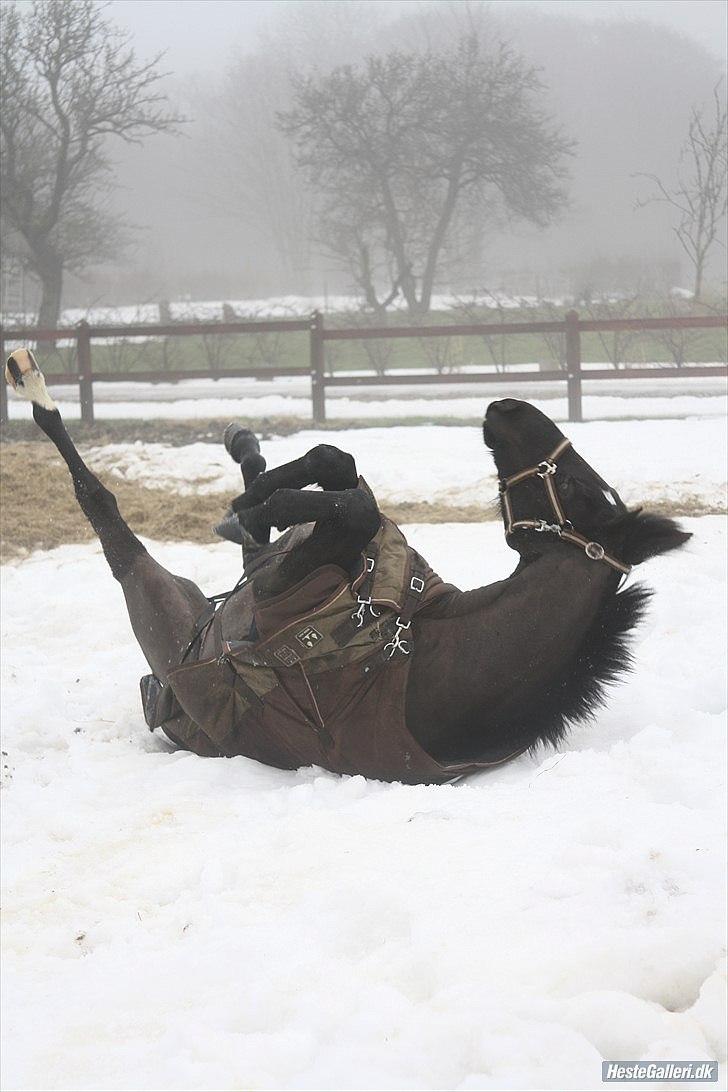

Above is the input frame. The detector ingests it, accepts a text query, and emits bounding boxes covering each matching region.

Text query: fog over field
[2,0,726,315]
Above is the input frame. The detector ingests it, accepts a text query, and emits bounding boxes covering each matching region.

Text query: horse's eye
[561,475,596,505]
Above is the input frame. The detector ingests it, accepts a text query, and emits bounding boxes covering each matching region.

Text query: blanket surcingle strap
[140,490,522,783]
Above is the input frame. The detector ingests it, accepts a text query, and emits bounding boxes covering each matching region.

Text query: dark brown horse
[6,351,690,783]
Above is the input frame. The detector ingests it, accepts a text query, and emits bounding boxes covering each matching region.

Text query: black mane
[524,581,652,752]
[431,580,652,766]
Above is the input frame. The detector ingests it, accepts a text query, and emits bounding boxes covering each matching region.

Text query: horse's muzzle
[488,398,523,415]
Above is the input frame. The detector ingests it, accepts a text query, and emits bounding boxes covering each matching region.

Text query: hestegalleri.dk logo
[602,1061,718,1083]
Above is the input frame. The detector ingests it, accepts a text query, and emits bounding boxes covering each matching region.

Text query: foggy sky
[110,0,727,73]
[46,1,728,307]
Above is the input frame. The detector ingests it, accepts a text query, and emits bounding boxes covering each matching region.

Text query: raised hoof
[223,423,260,461]
[214,508,270,547]
[213,511,246,546]
[236,502,272,544]
[5,348,56,410]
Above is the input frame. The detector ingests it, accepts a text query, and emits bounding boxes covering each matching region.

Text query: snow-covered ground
[5,373,727,422]
[2,291,561,328]
[3,288,704,329]
[2,517,726,1091]
[80,417,727,513]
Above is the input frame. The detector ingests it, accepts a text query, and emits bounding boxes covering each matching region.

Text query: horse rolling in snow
[6,349,690,784]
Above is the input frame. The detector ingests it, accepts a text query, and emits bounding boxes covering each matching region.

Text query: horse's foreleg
[221,442,359,556]
[233,444,358,511]
[216,424,272,558]
[223,423,267,488]
[242,486,381,595]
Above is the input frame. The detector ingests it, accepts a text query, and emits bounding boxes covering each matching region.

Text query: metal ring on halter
[496,436,631,576]
[536,460,557,477]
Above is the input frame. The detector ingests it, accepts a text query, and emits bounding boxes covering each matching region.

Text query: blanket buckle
[384,617,412,659]
[352,596,381,628]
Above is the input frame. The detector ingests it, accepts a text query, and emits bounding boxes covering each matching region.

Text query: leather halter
[498,438,631,576]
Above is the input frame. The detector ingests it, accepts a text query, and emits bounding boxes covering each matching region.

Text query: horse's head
[483,398,690,566]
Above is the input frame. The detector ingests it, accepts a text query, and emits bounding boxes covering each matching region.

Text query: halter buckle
[585,541,606,561]
[533,519,562,534]
[536,460,557,478]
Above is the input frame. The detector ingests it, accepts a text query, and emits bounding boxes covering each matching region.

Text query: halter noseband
[498,437,631,576]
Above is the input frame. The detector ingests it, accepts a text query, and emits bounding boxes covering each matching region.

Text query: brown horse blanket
[141,501,516,784]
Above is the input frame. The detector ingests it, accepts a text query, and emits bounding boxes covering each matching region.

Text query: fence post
[0,324,7,425]
[565,309,582,423]
[310,310,326,424]
[76,320,94,424]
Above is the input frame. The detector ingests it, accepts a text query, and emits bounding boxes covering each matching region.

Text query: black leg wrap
[306,445,358,491]
[223,424,266,489]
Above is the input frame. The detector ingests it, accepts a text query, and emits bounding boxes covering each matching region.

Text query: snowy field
[79,417,728,514]
[0,290,575,328]
[5,373,727,423]
[2,513,726,1091]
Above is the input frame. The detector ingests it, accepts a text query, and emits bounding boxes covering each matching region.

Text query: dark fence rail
[1,310,726,426]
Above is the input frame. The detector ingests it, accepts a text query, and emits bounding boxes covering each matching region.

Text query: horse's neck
[408,547,616,753]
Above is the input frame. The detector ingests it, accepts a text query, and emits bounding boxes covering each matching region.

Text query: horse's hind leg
[29,401,148,582]
[8,355,209,681]
[33,400,208,678]
[119,556,210,681]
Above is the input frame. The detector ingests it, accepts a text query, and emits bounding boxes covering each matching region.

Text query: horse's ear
[617,509,692,565]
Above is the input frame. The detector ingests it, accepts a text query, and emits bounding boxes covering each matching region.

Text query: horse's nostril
[494,398,521,414]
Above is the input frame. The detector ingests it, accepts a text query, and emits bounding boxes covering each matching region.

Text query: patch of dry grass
[0,416,476,448]
[0,442,496,561]
[0,443,229,560]
[1,441,721,563]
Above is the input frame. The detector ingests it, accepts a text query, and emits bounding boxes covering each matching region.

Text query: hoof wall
[5,347,56,410]
[5,347,39,389]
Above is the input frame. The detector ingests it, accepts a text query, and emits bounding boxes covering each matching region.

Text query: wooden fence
[1,310,725,426]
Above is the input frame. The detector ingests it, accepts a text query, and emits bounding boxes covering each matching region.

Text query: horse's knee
[307,445,358,490]
[343,486,380,541]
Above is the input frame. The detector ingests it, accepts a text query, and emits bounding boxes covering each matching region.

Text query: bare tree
[642,293,707,369]
[279,34,572,315]
[534,298,567,371]
[451,291,517,372]
[636,82,727,302]
[584,296,643,370]
[344,308,397,376]
[0,0,180,328]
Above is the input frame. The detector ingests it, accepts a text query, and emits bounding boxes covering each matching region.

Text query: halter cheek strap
[498,438,631,577]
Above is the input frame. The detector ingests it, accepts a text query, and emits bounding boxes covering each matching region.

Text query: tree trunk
[693,259,704,303]
[418,166,463,314]
[36,254,64,329]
